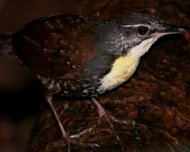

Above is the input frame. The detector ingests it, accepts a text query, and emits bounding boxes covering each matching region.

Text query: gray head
[99,13,185,57]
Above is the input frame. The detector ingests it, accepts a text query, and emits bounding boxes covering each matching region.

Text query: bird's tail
[0,32,21,63]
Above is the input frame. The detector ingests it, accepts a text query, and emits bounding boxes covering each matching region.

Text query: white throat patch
[129,36,160,58]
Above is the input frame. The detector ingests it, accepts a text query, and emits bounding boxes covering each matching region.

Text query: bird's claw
[46,137,99,152]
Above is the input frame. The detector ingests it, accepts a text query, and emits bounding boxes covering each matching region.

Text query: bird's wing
[12,14,98,80]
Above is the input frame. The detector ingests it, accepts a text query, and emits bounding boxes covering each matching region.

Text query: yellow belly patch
[97,55,140,94]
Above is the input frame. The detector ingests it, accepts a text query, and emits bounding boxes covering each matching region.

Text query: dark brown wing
[12,14,98,80]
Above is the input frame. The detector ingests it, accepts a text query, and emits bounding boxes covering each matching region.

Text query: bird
[12,13,185,151]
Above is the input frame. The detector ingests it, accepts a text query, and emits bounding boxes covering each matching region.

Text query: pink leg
[71,98,127,140]
[92,98,119,140]
[44,91,99,152]
[92,98,130,140]
[45,91,72,151]
[44,91,129,151]
[92,98,115,128]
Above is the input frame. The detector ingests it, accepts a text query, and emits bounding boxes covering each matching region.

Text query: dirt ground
[0,0,190,152]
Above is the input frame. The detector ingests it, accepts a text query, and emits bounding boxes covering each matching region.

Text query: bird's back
[12,14,98,79]
[12,14,115,97]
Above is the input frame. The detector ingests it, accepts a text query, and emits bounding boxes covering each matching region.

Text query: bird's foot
[92,98,130,141]
[46,134,99,152]
[109,115,130,125]
[70,124,97,139]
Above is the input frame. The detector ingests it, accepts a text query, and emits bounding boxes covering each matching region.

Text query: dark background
[0,0,190,152]
[0,0,82,32]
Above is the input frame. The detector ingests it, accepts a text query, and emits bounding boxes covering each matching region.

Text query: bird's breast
[97,55,140,94]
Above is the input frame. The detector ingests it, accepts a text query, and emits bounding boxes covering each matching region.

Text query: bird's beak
[159,24,185,35]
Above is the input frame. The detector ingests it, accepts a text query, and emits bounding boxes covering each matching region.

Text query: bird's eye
[138,26,149,36]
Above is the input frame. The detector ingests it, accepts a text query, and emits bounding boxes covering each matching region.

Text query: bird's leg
[44,91,99,151]
[70,98,122,140]
[71,98,130,140]
[44,92,128,150]
[44,91,72,151]
[91,98,119,140]
[91,98,130,140]
[92,98,115,128]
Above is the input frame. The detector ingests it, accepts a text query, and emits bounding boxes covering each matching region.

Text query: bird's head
[96,13,185,94]
[99,13,185,58]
